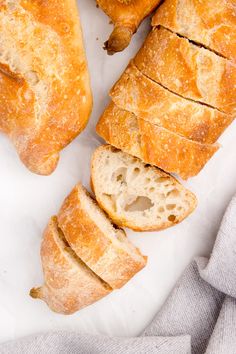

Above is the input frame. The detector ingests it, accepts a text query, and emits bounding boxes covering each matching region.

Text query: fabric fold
[198,195,236,298]
[143,261,225,354]
[0,332,191,354]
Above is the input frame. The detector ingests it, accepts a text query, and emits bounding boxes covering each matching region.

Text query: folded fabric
[1,195,236,354]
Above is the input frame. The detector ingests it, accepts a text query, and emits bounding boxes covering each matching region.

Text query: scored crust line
[156,25,228,60]
[132,62,228,115]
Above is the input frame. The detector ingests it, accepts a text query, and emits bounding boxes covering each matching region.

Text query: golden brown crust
[91,145,197,231]
[0,1,92,175]
[96,0,161,53]
[97,103,143,157]
[152,0,236,61]
[57,183,147,289]
[110,62,233,144]
[134,27,236,115]
[96,103,219,179]
[30,217,111,315]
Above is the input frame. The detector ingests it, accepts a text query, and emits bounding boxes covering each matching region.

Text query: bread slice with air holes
[57,183,147,289]
[91,145,197,232]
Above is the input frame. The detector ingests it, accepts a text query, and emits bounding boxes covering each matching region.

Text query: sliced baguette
[96,102,219,179]
[91,145,197,231]
[110,62,233,144]
[152,0,236,61]
[30,217,111,315]
[134,27,236,115]
[58,183,147,289]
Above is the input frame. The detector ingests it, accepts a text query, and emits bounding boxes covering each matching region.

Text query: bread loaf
[134,27,236,115]
[58,183,147,289]
[152,0,236,61]
[30,217,111,315]
[96,0,161,53]
[91,145,197,231]
[96,103,219,179]
[97,0,235,180]
[0,0,92,175]
[110,62,233,144]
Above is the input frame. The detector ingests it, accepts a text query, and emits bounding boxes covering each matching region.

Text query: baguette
[58,183,147,289]
[91,145,197,231]
[96,0,161,54]
[0,1,92,175]
[96,103,219,179]
[134,27,236,115]
[152,0,236,61]
[110,62,233,144]
[30,217,111,315]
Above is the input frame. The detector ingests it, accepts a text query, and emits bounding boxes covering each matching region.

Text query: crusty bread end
[30,216,111,315]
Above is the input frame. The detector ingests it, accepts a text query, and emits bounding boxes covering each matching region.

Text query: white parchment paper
[0,0,236,342]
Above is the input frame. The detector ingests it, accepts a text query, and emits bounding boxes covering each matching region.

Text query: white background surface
[0,0,236,343]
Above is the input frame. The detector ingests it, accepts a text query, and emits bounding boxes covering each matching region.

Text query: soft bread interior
[92,146,197,230]
[78,185,145,263]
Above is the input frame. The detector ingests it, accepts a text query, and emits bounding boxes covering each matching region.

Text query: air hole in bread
[168,215,177,222]
[166,204,176,210]
[156,177,170,184]
[145,177,151,183]
[149,187,155,192]
[117,175,123,182]
[167,189,181,198]
[133,167,140,176]
[158,206,165,213]
[124,196,154,212]
[112,167,127,183]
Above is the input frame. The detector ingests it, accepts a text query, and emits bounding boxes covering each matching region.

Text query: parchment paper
[0,0,236,343]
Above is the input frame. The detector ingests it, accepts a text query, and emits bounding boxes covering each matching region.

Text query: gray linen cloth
[2,195,236,354]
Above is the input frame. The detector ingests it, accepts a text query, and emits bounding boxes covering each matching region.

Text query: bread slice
[96,102,219,179]
[91,145,197,231]
[30,217,111,315]
[58,184,147,289]
[0,0,92,175]
[110,62,233,144]
[134,27,236,115]
[152,0,236,61]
